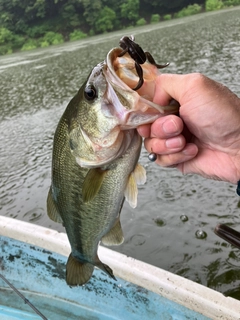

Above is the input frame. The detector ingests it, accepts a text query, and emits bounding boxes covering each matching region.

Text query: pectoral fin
[101,219,124,246]
[47,189,63,223]
[82,168,108,203]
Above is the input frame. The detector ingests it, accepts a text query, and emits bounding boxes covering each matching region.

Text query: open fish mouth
[103,47,179,129]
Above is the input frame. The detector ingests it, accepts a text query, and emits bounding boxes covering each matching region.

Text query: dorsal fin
[82,168,108,203]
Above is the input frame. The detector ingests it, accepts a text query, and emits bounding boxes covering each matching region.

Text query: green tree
[136,17,147,26]
[0,27,13,44]
[206,0,224,10]
[1,0,238,56]
[222,0,240,5]
[175,4,202,17]
[120,0,140,24]
[150,14,160,23]
[140,0,205,15]
[46,31,64,44]
[24,0,46,19]
[82,0,103,29]
[69,29,87,41]
[59,1,85,30]
[95,6,116,33]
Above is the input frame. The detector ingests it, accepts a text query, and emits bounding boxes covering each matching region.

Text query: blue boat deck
[0,235,210,320]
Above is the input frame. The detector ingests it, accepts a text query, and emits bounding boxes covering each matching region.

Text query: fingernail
[165,137,182,149]
[162,119,178,134]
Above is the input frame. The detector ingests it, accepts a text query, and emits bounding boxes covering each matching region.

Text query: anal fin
[101,219,124,246]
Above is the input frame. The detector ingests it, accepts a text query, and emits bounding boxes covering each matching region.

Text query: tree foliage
[205,0,224,10]
[0,0,238,55]
[120,0,140,24]
[95,6,116,33]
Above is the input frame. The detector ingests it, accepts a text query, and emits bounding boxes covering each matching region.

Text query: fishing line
[0,273,48,320]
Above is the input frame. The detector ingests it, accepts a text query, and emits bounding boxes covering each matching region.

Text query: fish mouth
[103,47,179,129]
[104,81,163,129]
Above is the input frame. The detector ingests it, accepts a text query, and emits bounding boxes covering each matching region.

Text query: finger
[137,124,151,138]
[144,135,186,155]
[154,143,198,167]
[137,114,183,139]
[153,73,201,106]
[150,115,183,138]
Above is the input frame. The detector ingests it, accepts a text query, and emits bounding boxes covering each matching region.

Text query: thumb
[153,73,202,106]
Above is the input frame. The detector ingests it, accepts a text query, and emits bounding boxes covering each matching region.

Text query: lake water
[1,8,240,299]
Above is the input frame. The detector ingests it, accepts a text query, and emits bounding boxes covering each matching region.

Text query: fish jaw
[103,72,179,129]
[104,48,179,129]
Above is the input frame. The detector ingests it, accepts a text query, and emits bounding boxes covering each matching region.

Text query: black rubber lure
[118,35,169,91]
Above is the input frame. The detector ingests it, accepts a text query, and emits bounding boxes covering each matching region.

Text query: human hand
[137,73,240,184]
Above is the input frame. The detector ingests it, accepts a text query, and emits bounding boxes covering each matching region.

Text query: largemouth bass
[47,39,179,286]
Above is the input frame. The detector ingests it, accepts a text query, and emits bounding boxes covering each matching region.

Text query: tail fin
[66,254,94,286]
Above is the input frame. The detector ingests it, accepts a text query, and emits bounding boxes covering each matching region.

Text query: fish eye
[84,85,97,101]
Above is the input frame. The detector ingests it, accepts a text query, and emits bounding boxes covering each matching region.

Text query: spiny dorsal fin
[66,254,94,286]
[82,168,108,203]
[47,189,63,223]
[133,163,146,185]
[101,219,124,246]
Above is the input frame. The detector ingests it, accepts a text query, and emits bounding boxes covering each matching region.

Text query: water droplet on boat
[180,215,188,222]
[195,229,207,239]
[118,284,122,288]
